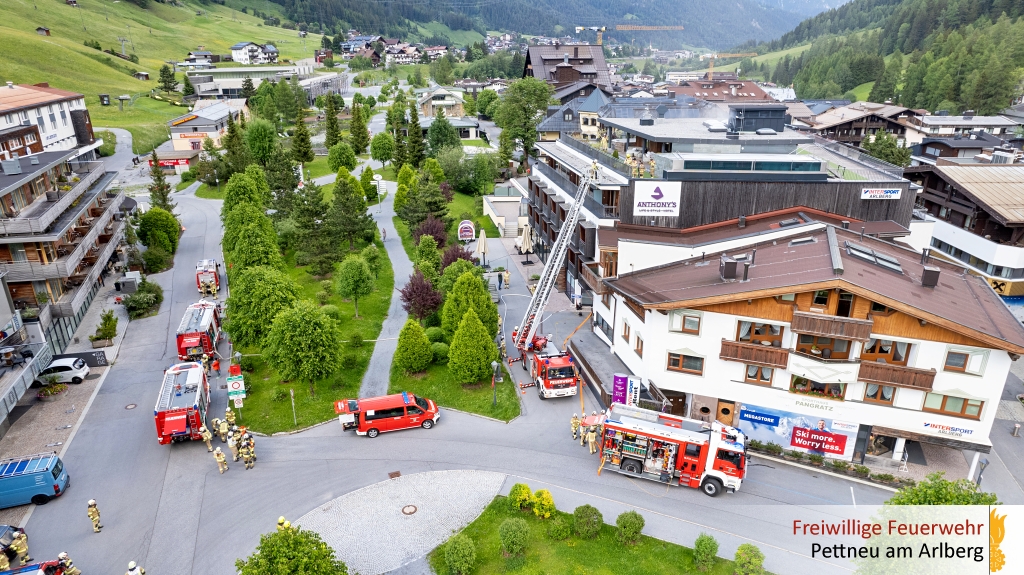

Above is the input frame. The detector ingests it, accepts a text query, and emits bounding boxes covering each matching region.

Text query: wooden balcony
[578,262,608,295]
[719,339,790,369]
[858,360,936,391]
[791,311,873,342]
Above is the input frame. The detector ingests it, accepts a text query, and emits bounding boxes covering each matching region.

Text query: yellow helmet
[283,521,291,529]
[277,516,286,525]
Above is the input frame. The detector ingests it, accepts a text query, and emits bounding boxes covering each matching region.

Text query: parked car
[33,358,89,386]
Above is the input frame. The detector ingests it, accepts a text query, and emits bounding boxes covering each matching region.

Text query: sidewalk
[0,279,130,526]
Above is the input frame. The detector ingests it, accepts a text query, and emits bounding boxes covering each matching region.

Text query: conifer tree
[324,95,340,149]
[327,169,375,250]
[349,103,369,154]
[291,118,315,167]
[182,75,195,97]
[448,308,498,384]
[406,102,425,166]
[148,151,175,213]
[241,77,256,99]
[395,319,432,373]
[441,271,499,340]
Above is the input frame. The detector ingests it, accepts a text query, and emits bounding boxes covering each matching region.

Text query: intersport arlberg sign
[633,181,682,217]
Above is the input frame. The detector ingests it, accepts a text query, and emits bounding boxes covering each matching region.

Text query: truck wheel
[701,478,723,497]
[366,428,380,438]
[620,458,643,474]
[421,420,434,429]
[537,387,546,400]
[521,361,527,371]
[31,494,50,505]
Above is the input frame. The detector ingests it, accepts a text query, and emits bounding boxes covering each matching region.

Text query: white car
[34,358,90,386]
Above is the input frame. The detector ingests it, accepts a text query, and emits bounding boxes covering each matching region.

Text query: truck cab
[525,335,579,399]
[0,453,69,508]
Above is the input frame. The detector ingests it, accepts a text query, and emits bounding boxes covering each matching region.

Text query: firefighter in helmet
[201,354,210,374]
[200,425,213,452]
[243,432,256,461]
[570,413,581,440]
[240,441,255,470]
[214,447,228,474]
[126,560,146,575]
[87,500,102,533]
[0,547,8,571]
[58,552,81,575]
[217,418,229,442]
[587,425,599,454]
[225,406,236,426]
[10,531,29,564]
[277,517,287,532]
[227,429,239,462]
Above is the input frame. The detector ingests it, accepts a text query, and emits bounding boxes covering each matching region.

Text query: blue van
[0,453,69,508]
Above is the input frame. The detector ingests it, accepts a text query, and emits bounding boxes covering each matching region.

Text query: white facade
[1,97,85,154]
[230,42,278,65]
[919,213,1024,278]
[903,116,1018,145]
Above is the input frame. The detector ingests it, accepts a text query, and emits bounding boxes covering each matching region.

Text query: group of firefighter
[199,279,217,299]
[571,412,602,454]
[201,406,257,473]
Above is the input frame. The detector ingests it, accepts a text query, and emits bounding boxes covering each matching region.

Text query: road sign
[226,375,246,399]
[233,397,244,408]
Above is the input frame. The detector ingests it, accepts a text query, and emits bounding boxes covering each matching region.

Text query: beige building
[417,87,465,119]
[167,102,240,152]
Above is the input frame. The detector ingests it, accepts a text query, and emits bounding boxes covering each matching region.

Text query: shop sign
[791,426,848,455]
[171,114,198,126]
[633,181,681,217]
[739,410,779,427]
[149,158,192,167]
[612,373,628,405]
[923,422,975,437]
[737,403,858,461]
[457,220,475,241]
[860,188,902,200]
[179,133,208,139]
[628,376,641,406]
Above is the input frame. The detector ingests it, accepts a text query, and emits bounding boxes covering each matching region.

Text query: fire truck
[594,403,747,497]
[511,331,579,399]
[154,362,210,445]
[196,259,221,294]
[176,301,221,361]
[0,561,66,575]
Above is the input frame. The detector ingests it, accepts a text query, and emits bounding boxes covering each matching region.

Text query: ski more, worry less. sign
[633,181,682,217]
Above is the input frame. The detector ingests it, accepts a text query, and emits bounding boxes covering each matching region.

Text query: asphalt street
[21,132,907,575]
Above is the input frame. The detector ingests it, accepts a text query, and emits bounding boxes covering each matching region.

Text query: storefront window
[736,321,783,346]
[790,376,845,400]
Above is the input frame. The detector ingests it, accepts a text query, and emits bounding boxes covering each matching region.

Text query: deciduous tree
[413,215,447,248]
[359,166,376,202]
[138,208,180,254]
[492,77,552,159]
[361,244,382,278]
[371,132,395,167]
[861,131,911,167]
[262,301,341,396]
[886,472,998,505]
[335,255,374,318]
[223,203,274,254]
[448,308,498,384]
[435,258,481,295]
[225,266,299,347]
[231,221,282,271]
[275,77,298,123]
[328,142,357,172]
[222,173,263,218]
[400,271,443,322]
[236,525,348,575]
[245,119,277,166]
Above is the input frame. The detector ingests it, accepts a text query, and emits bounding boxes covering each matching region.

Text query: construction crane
[699,52,757,79]
[574,24,684,45]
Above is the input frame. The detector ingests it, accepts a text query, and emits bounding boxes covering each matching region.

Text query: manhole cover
[125,404,137,410]
[402,505,417,515]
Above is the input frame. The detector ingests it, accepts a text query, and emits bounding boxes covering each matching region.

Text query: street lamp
[214,168,219,195]
[491,360,499,406]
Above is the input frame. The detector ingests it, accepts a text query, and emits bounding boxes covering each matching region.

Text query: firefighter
[211,357,221,376]
[126,560,146,575]
[11,531,30,565]
[58,552,81,575]
[277,516,287,532]
[200,425,213,452]
[218,418,229,442]
[225,406,236,426]
[0,548,8,571]
[503,269,511,290]
[570,413,581,440]
[214,447,228,473]
[241,442,255,470]
[587,425,598,454]
[87,499,102,533]
[228,431,239,462]
[243,432,256,461]
[201,354,210,374]
[211,417,221,438]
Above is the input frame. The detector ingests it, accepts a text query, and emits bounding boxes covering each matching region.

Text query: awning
[160,414,188,436]
[181,335,201,348]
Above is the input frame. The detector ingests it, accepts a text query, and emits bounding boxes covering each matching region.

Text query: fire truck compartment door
[160,414,188,436]
[338,413,355,424]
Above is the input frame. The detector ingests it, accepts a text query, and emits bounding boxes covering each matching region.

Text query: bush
[548,515,572,540]
[531,489,555,519]
[122,292,157,319]
[320,279,334,294]
[340,353,358,369]
[499,518,529,556]
[138,207,180,253]
[616,510,645,545]
[348,332,364,347]
[91,309,118,341]
[444,534,476,575]
[394,319,432,373]
[854,465,870,476]
[734,543,766,575]
[508,483,532,512]
[693,532,719,572]
[786,450,804,460]
[180,170,196,183]
[142,246,171,272]
[829,459,850,471]
[239,355,259,373]
[808,454,824,465]
[321,304,341,321]
[272,388,288,402]
[747,439,763,451]
[295,251,312,267]
[765,442,783,455]
[431,342,449,364]
[573,505,602,539]
[316,290,330,305]
[870,473,895,483]
[425,326,445,343]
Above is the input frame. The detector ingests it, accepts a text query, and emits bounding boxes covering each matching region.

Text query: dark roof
[606,226,1024,353]
[537,98,584,133]
[578,89,610,113]
[525,45,611,87]
[553,81,598,101]
[230,42,255,50]
[921,131,1005,149]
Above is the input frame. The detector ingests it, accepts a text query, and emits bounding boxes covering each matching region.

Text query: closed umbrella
[477,229,489,267]
[521,225,534,265]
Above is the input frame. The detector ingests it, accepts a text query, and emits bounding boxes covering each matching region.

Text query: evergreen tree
[399,179,450,230]
[246,119,277,166]
[392,126,407,168]
[394,319,432,373]
[360,166,377,202]
[406,102,425,166]
[861,131,911,167]
[327,168,375,250]
[348,103,369,154]
[293,182,334,276]
[868,51,904,104]
[324,94,341,149]
[158,64,178,93]
[290,76,307,117]
[441,271,499,340]
[265,145,298,216]
[241,77,256,100]
[291,118,315,167]
[148,151,175,213]
[427,111,460,157]
[182,75,195,97]
[222,114,251,176]
[448,308,499,384]
[275,78,298,123]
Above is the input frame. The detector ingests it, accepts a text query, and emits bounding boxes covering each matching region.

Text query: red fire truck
[512,331,578,399]
[176,301,221,360]
[154,362,210,445]
[196,259,221,294]
[594,403,747,497]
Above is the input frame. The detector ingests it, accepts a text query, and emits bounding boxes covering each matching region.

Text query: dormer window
[564,112,573,121]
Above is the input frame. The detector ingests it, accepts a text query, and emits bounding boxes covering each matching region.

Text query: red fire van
[334,392,439,438]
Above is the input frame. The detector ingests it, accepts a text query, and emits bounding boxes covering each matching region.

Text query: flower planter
[36,391,66,402]
[91,338,113,348]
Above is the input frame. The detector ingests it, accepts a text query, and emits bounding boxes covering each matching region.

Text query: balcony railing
[0,342,53,424]
[791,311,874,342]
[583,194,619,219]
[53,218,125,317]
[720,339,790,369]
[559,135,631,177]
[0,163,105,235]
[858,360,936,391]
[578,262,608,295]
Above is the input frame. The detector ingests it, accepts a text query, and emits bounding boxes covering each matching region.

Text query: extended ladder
[512,160,597,354]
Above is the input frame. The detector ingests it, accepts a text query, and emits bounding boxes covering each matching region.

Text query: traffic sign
[227,375,246,398]
[233,397,244,408]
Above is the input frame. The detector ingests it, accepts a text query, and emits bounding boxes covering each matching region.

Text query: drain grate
[402,505,417,515]
[125,404,137,410]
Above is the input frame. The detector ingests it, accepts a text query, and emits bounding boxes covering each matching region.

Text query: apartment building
[902,113,1017,146]
[598,224,1020,476]
[229,42,279,65]
[0,82,100,161]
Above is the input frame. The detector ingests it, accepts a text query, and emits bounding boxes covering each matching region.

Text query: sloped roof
[0,84,82,114]
[806,102,910,130]
[933,165,1024,225]
[230,42,255,50]
[553,81,597,101]
[578,89,610,113]
[525,44,610,87]
[537,98,584,133]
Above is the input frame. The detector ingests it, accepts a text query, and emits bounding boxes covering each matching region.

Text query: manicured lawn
[95,130,117,157]
[850,81,874,102]
[376,164,398,181]
[449,192,500,241]
[175,179,195,191]
[233,244,394,434]
[461,139,489,148]
[303,157,334,180]
[195,183,224,200]
[390,363,519,422]
[429,496,743,575]
[393,216,417,261]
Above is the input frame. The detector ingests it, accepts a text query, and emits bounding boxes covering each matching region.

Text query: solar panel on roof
[844,241,903,274]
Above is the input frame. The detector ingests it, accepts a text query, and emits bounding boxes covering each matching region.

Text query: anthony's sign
[633,181,681,217]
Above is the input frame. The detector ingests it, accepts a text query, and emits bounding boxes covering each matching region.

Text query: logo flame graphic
[651,187,664,200]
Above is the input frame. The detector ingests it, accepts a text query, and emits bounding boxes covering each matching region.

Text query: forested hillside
[747,0,1024,115]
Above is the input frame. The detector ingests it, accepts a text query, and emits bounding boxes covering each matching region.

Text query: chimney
[841,220,850,229]
[574,46,579,59]
[720,255,738,280]
[920,248,931,265]
[921,266,940,288]
[751,248,756,265]
[738,215,746,228]
[742,261,751,281]
[5,81,13,89]
[731,85,737,96]
[860,226,866,240]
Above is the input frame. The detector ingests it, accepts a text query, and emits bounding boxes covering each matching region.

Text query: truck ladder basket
[513,162,596,352]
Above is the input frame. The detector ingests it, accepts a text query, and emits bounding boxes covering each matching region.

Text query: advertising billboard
[633,181,681,217]
[737,403,859,460]
[861,188,902,200]
[457,220,475,241]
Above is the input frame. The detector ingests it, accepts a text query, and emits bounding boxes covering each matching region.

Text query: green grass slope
[0,0,309,153]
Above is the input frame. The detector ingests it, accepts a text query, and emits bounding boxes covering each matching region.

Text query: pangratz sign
[633,181,681,217]
[861,188,902,200]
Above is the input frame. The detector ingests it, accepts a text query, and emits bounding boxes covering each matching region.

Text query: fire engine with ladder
[195,259,221,295]
[594,403,748,496]
[175,301,222,361]
[154,362,210,445]
[510,162,600,399]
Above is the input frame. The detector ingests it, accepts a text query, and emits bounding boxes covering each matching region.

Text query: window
[595,313,612,339]
[406,405,424,415]
[736,321,783,346]
[861,339,910,365]
[870,301,889,313]
[60,110,67,127]
[745,365,773,384]
[667,353,703,375]
[669,310,701,334]
[621,321,630,342]
[24,133,36,144]
[600,292,611,308]
[634,335,644,357]
[923,393,983,419]
[812,290,830,306]
[864,384,895,404]
[779,293,795,301]
[943,348,987,375]
[796,335,850,359]
[790,376,845,400]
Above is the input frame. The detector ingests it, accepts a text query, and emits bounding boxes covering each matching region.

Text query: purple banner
[612,373,629,405]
